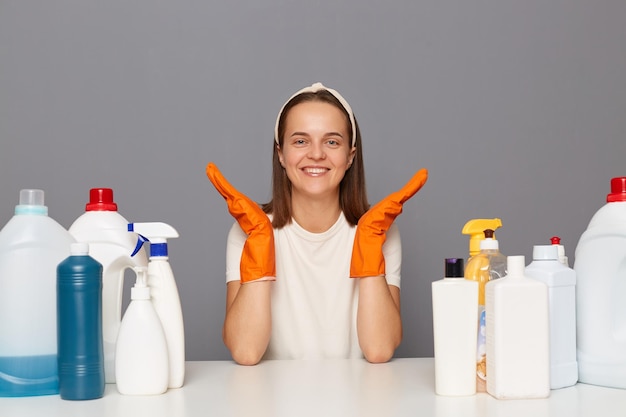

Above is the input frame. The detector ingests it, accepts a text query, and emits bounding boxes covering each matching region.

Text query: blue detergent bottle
[0,189,76,396]
[57,242,105,400]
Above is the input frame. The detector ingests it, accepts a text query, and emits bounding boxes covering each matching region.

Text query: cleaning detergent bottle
[432,258,478,396]
[57,242,105,400]
[485,256,550,399]
[128,222,185,389]
[68,188,148,383]
[525,244,578,389]
[0,189,75,397]
[461,218,502,260]
[550,236,569,266]
[574,176,626,389]
[115,267,168,395]
[463,227,506,393]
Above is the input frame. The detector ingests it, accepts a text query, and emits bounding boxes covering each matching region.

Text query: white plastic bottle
[115,267,168,395]
[574,176,626,389]
[432,258,478,396]
[525,245,578,389]
[68,188,148,383]
[485,256,550,399]
[0,189,76,397]
[128,222,185,389]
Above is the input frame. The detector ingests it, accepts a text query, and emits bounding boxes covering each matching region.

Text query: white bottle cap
[480,238,499,250]
[19,189,45,206]
[70,242,90,256]
[131,266,151,300]
[507,255,526,277]
[15,189,48,215]
[533,245,558,261]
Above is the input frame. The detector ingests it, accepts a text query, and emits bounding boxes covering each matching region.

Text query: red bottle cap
[607,177,626,203]
[550,236,561,245]
[86,188,118,211]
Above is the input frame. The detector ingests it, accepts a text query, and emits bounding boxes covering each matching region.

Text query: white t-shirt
[225,212,401,360]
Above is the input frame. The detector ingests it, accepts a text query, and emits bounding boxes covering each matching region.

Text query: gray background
[1,1,625,361]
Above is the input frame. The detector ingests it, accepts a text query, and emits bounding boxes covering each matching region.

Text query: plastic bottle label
[477,308,487,383]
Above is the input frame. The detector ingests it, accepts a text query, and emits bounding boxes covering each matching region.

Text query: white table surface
[1,358,625,417]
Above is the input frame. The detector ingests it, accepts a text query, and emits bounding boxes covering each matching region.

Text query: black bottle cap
[445,258,464,278]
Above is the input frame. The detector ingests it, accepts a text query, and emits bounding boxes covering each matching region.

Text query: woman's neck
[291,193,342,233]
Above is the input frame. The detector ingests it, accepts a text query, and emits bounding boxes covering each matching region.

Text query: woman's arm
[357,279,402,363]
[350,168,428,363]
[206,163,276,366]
[223,280,272,366]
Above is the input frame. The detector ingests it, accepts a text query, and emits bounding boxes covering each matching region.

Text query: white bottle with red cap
[68,188,148,384]
[574,177,626,389]
[525,244,578,389]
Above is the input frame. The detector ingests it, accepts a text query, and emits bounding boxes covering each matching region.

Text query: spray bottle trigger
[131,234,149,257]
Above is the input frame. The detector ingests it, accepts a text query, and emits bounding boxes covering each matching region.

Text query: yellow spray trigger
[462,218,503,257]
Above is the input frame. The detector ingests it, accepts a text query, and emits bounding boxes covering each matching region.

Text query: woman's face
[278,100,356,202]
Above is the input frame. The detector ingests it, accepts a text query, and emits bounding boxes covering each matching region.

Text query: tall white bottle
[115,267,168,396]
[575,176,626,388]
[432,258,478,396]
[485,256,550,399]
[128,222,185,389]
[525,244,578,389]
[68,188,148,383]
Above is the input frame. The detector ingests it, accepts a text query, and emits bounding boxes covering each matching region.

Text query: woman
[207,82,427,365]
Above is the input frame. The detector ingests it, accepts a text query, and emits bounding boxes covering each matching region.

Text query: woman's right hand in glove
[206,162,276,283]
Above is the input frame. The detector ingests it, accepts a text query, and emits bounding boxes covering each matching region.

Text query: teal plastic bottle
[57,242,105,400]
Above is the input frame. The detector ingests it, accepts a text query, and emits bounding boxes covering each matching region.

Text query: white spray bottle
[128,222,185,389]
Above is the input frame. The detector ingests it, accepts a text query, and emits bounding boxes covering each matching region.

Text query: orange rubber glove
[206,162,276,283]
[350,169,429,278]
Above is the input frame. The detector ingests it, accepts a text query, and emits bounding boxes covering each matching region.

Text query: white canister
[574,177,626,389]
[0,190,76,396]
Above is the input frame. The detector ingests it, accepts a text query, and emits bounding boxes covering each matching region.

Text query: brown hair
[262,90,369,228]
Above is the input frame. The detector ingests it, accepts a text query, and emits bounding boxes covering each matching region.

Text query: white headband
[274,82,357,147]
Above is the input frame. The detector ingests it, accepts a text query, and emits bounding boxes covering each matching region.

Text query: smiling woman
[206,83,428,365]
